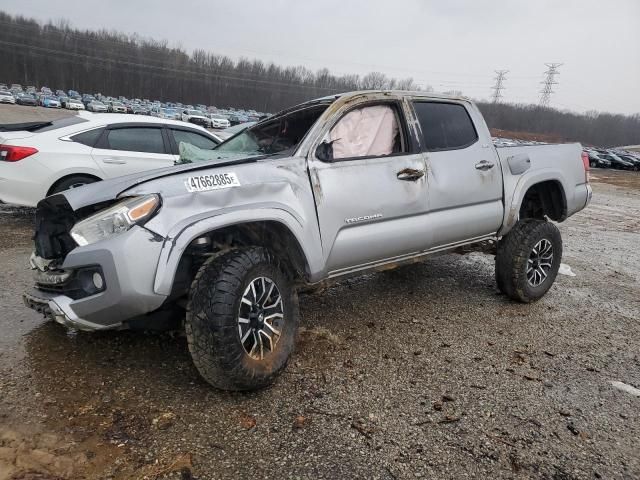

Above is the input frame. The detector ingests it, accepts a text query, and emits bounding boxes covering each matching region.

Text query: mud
[0,170,639,479]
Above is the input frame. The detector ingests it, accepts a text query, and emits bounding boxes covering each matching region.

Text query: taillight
[0,145,39,162]
[581,151,590,182]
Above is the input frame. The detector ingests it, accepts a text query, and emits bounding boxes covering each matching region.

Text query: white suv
[0,113,222,207]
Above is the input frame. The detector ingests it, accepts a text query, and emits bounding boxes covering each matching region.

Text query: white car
[65,99,85,110]
[87,101,108,112]
[0,113,222,207]
[207,114,231,129]
[0,91,16,104]
[181,109,211,128]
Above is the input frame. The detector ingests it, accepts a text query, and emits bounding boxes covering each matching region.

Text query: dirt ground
[0,104,76,124]
[1,150,639,478]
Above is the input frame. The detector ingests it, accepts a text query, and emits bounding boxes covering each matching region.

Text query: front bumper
[23,226,168,330]
[24,289,114,331]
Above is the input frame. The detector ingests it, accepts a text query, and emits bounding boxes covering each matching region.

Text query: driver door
[308,100,431,277]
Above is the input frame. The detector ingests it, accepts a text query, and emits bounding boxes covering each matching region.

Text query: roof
[267,89,471,122]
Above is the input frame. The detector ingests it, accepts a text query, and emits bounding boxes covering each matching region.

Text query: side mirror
[315,141,334,162]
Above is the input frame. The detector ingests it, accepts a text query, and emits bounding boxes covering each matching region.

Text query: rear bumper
[24,226,168,330]
[0,162,49,207]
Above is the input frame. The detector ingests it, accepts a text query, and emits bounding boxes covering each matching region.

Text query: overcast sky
[3,0,639,114]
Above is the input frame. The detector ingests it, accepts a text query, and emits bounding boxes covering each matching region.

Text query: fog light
[77,267,106,295]
[92,272,104,290]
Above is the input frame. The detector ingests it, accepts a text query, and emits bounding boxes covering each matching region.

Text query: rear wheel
[495,219,562,303]
[186,247,298,390]
[49,175,99,195]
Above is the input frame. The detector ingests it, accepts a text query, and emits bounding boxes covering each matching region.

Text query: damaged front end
[24,192,168,331]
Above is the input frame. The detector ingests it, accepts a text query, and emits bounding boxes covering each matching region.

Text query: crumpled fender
[152,205,321,295]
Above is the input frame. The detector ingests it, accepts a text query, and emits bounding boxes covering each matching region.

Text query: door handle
[397,168,425,181]
[475,160,495,171]
[102,158,127,164]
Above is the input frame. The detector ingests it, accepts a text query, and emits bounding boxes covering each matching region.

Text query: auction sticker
[185,172,241,192]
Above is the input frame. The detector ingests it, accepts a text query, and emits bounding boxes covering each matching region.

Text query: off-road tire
[50,175,98,195]
[186,247,298,390]
[495,219,562,303]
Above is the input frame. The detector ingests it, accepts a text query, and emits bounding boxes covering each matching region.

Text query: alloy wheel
[527,238,554,287]
[237,276,284,360]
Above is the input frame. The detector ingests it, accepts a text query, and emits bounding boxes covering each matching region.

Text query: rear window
[71,128,104,147]
[412,102,478,151]
[106,127,166,154]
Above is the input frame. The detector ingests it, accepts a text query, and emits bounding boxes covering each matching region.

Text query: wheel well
[169,221,310,300]
[47,173,102,196]
[519,180,566,221]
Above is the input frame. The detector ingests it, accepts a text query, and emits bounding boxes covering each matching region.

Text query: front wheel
[495,219,562,303]
[186,247,299,390]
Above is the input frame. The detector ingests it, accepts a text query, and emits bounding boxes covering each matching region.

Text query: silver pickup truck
[24,90,592,390]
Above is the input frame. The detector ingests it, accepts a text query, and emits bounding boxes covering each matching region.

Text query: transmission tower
[490,70,508,103]
[539,63,563,107]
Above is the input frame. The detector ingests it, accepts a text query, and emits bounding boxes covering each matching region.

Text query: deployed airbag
[330,105,398,159]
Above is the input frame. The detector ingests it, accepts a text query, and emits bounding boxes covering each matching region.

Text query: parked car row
[584,147,640,171]
[493,136,640,172]
[0,82,269,129]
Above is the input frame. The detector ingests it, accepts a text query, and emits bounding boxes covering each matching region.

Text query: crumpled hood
[53,154,264,211]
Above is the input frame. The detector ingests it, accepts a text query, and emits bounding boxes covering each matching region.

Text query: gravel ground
[0,167,639,479]
[0,103,76,123]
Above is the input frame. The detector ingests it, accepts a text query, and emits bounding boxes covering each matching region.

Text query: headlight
[70,194,160,246]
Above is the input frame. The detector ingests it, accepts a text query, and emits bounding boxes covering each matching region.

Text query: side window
[171,129,218,150]
[328,104,403,160]
[412,102,478,151]
[106,127,166,154]
[70,127,104,147]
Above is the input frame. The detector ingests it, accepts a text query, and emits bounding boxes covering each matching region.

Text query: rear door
[308,99,431,276]
[91,124,174,177]
[411,100,503,246]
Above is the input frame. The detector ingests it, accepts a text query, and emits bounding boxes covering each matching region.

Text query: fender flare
[152,207,320,296]
[499,168,569,236]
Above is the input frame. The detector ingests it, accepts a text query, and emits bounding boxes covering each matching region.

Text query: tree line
[0,11,638,147]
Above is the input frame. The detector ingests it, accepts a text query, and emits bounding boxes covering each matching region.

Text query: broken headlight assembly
[70,194,161,246]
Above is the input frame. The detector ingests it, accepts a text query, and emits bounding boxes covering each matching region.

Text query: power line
[490,70,509,103]
[539,63,563,107]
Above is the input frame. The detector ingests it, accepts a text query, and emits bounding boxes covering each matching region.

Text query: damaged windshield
[213,103,330,156]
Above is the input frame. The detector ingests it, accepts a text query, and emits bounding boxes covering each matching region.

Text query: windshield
[186,110,204,116]
[214,104,329,156]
